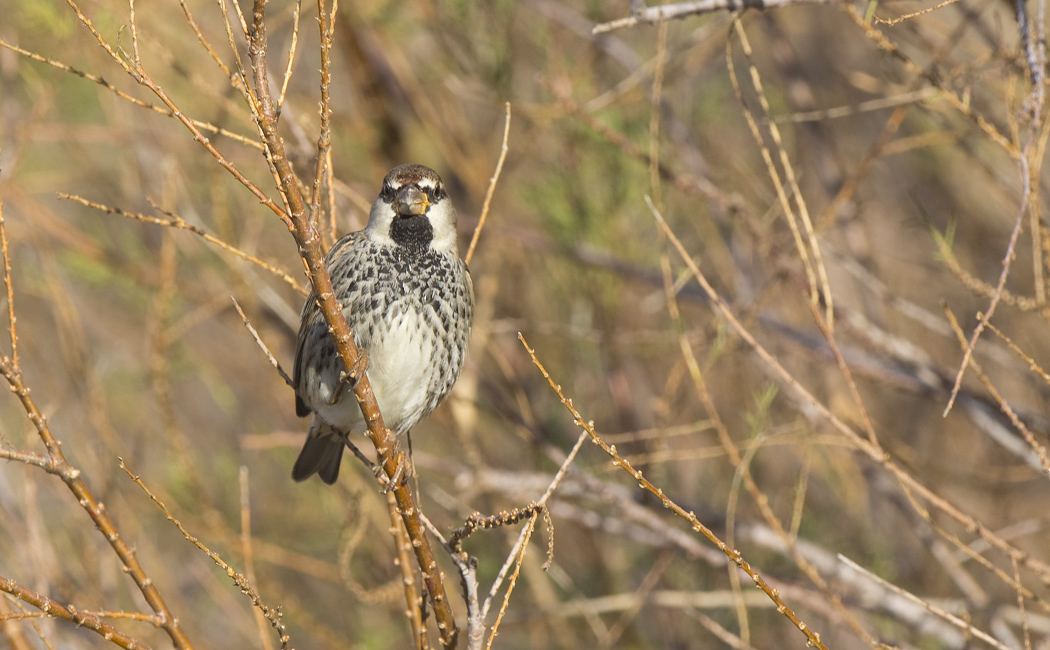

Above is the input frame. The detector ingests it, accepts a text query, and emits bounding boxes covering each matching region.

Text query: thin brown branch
[232,298,294,388]
[310,0,336,236]
[120,460,291,649]
[58,193,304,294]
[465,102,512,266]
[240,467,279,650]
[278,0,303,109]
[873,0,964,25]
[65,0,290,227]
[648,197,1050,585]
[944,154,1030,415]
[844,5,1019,157]
[982,319,1050,385]
[932,229,1042,311]
[943,306,1050,477]
[177,0,233,80]
[728,20,832,328]
[388,493,428,650]
[0,200,17,371]
[0,356,193,649]
[0,577,153,650]
[423,515,480,650]
[0,39,263,149]
[0,448,59,473]
[518,334,831,650]
[245,3,458,645]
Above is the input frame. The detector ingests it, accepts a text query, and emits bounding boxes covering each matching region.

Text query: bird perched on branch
[292,163,475,484]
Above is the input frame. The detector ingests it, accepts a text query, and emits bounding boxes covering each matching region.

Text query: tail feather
[292,417,345,484]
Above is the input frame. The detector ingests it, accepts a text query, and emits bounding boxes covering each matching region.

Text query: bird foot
[379,442,413,494]
[329,350,370,405]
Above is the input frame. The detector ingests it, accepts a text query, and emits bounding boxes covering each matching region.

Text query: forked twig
[244,2,458,645]
[63,0,291,228]
[0,578,154,650]
[518,334,830,650]
[844,5,1019,157]
[943,154,1030,416]
[647,196,1050,584]
[728,19,833,329]
[0,356,193,648]
[942,306,1050,477]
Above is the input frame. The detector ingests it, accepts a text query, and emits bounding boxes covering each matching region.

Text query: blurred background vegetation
[2,0,1050,648]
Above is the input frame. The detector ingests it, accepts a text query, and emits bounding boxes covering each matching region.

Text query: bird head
[366,164,458,255]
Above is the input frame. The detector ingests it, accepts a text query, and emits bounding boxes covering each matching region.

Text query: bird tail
[292,416,345,484]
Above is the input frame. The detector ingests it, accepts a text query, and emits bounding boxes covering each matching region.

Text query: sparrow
[291,163,475,484]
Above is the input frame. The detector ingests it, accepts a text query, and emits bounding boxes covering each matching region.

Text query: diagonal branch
[0,356,193,650]
[0,577,154,650]
[245,2,458,646]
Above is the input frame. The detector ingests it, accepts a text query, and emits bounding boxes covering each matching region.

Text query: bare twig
[0,356,193,649]
[518,334,831,650]
[310,0,336,235]
[592,0,838,33]
[844,5,1019,157]
[943,306,1050,477]
[838,555,1013,650]
[278,0,303,109]
[0,39,263,149]
[465,102,511,266]
[120,460,291,649]
[0,199,17,370]
[244,2,458,645]
[384,492,427,650]
[0,448,58,473]
[58,193,304,294]
[232,298,294,388]
[944,154,1030,416]
[0,577,154,650]
[481,431,585,622]
[241,467,277,650]
[981,319,1050,385]
[647,197,1050,585]
[63,0,290,227]
[873,0,964,25]
[728,19,833,329]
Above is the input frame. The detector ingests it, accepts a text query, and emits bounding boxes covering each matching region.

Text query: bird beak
[393,186,429,217]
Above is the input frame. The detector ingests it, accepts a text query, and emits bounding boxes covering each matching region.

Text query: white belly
[310,309,436,435]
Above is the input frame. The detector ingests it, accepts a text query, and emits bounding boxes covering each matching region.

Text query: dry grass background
[2,0,1050,648]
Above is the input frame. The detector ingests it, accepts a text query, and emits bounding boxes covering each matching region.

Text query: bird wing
[292,231,359,417]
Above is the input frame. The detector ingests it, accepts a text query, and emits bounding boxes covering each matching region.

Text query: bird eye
[379,184,396,202]
[425,184,446,202]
